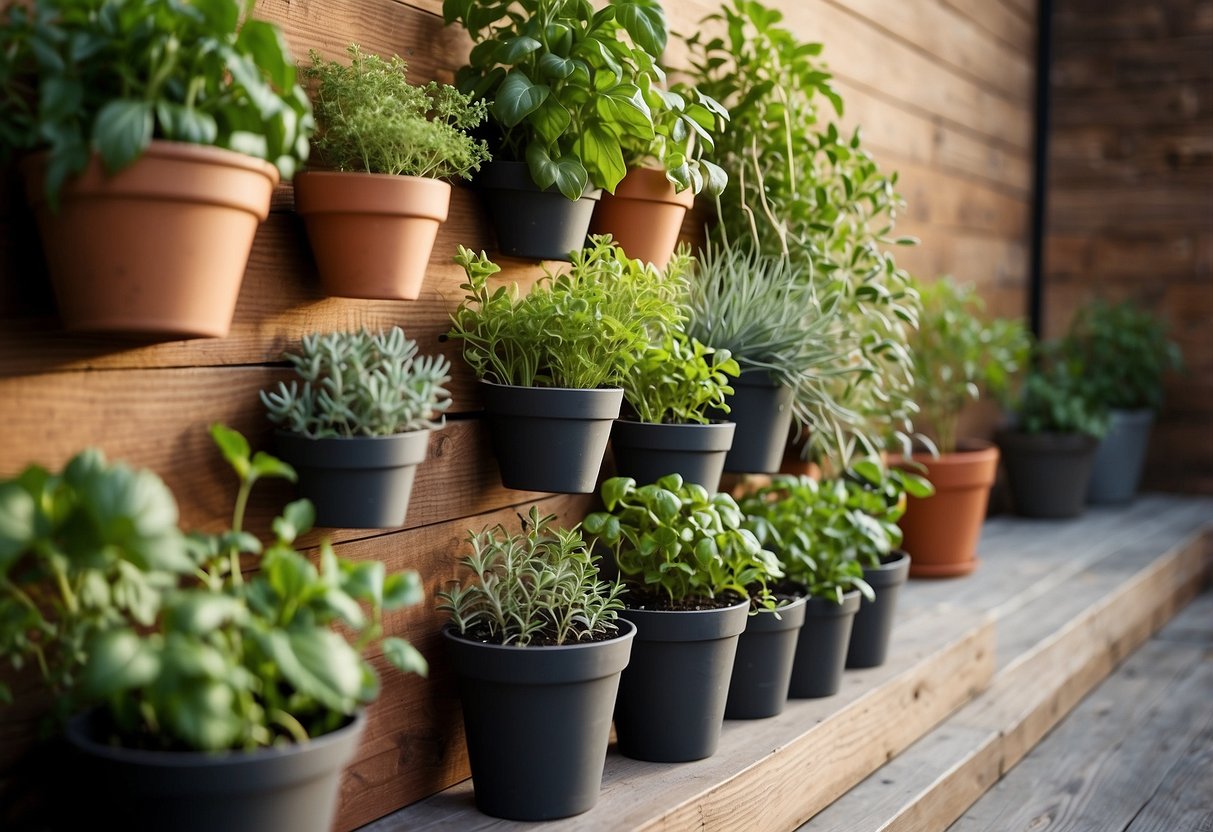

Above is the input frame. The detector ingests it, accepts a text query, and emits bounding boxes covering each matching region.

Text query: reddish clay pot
[897,442,999,578]
[588,167,694,269]
[294,172,450,300]
[23,141,278,338]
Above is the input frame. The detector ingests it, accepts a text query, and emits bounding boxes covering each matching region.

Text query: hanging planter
[589,167,695,269]
[788,591,861,699]
[719,370,796,474]
[477,161,601,261]
[846,550,911,668]
[610,420,735,492]
[724,594,808,720]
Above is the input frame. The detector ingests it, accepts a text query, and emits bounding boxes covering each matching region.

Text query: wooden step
[360,495,1213,832]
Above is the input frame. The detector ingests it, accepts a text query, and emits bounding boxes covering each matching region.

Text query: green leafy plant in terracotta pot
[899,276,1031,577]
[438,507,631,820]
[1061,299,1183,505]
[0,425,426,832]
[297,45,490,300]
[583,474,781,761]
[0,0,314,338]
[448,236,684,493]
[260,327,451,529]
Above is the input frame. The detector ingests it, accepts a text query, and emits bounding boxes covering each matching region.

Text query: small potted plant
[899,276,1031,577]
[0,425,427,832]
[613,327,740,492]
[1062,299,1183,505]
[438,507,633,821]
[296,45,491,300]
[442,0,667,260]
[0,0,313,338]
[583,474,783,761]
[260,327,451,528]
[448,236,684,493]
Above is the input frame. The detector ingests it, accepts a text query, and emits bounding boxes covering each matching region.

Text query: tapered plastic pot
[996,430,1099,519]
[294,171,450,300]
[273,429,433,528]
[65,708,365,832]
[476,161,601,261]
[1087,408,1154,505]
[846,551,910,669]
[23,141,278,338]
[716,371,795,474]
[897,442,999,578]
[788,591,861,699]
[479,381,623,493]
[724,595,808,719]
[444,621,636,820]
[588,167,694,269]
[610,419,736,491]
[614,598,749,762]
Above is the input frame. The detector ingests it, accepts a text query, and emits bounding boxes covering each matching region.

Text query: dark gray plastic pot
[996,429,1099,519]
[1088,408,1154,505]
[716,371,795,474]
[846,551,911,669]
[610,419,736,492]
[479,381,623,493]
[444,621,636,821]
[274,429,432,528]
[724,595,808,719]
[477,161,602,261]
[614,598,749,762]
[65,708,365,832]
[788,591,861,699]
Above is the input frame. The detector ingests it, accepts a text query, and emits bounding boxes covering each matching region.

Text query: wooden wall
[1043,0,1213,494]
[0,1,1036,828]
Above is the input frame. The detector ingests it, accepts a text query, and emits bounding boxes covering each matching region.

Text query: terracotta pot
[588,168,694,269]
[23,141,278,338]
[897,442,999,579]
[293,172,450,300]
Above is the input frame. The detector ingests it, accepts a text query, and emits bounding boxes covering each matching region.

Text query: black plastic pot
[614,598,749,762]
[610,419,736,492]
[65,708,365,832]
[846,551,911,669]
[788,591,861,699]
[476,161,602,261]
[479,381,623,493]
[444,621,635,821]
[996,429,1099,518]
[274,429,432,528]
[716,370,795,474]
[724,595,808,719]
[1088,408,1154,505]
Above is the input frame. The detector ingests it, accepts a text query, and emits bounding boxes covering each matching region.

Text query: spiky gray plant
[261,327,451,438]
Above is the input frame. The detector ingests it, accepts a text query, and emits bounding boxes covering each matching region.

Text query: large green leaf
[164,678,242,751]
[491,70,549,129]
[266,628,366,712]
[530,97,571,145]
[0,482,35,572]
[574,122,626,192]
[382,637,428,677]
[92,99,153,173]
[166,590,247,634]
[80,628,161,698]
[614,0,668,56]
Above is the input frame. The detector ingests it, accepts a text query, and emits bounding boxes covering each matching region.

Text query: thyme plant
[261,327,451,438]
[621,329,739,425]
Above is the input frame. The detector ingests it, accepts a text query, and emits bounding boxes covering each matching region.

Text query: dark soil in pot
[846,550,910,669]
[724,592,808,719]
[788,590,861,699]
[610,419,736,492]
[476,161,601,261]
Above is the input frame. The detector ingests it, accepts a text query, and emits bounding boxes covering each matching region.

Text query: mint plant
[260,327,451,438]
[1006,346,1109,438]
[438,507,626,646]
[621,329,740,425]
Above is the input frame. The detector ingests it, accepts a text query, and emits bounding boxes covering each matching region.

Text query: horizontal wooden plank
[1045,184,1213,233]
[942,0,1036,53]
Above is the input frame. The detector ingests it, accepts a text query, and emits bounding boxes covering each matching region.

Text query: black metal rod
[1028,0,1054,338]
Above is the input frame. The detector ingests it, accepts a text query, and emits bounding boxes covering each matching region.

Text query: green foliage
[449,235,687,389]
[1062,299,1183,412]
[260,327,451,439]
[0,0,314,204]
[437,507,626,646]
[304,45,490,179]
[624,80,730,195]
[0,426,427,751]
[1004,345,1109,438]
[910,276,1031,453]
[621,329,739,425]
[583,474,783,607]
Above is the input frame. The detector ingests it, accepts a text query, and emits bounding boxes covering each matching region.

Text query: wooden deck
[362,494,1213,831]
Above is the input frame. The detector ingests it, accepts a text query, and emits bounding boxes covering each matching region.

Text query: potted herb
[448,236,684,493]
[260,327,451,528]
[0,0,313,338]
[1062,299,1183,505]
[442,0,667,260]
[0,425,427,832]
[613,327,740,492]
[296,45,490,300]
[584,474,782,760]
[899,276,1031,577]
[438,507,632,821]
